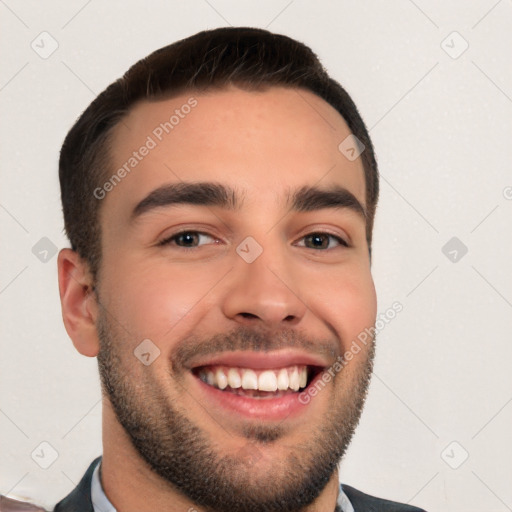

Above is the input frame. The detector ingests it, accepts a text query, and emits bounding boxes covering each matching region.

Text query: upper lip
[187,349,330,371]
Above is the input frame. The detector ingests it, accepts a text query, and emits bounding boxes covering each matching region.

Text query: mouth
[187,351,330,420]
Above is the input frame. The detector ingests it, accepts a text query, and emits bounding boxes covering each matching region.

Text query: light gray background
[1,1,511,511]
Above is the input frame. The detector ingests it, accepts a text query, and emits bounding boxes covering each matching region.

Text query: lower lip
[191,371,322,421]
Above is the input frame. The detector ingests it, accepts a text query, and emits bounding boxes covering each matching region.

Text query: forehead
[104,86,366,217]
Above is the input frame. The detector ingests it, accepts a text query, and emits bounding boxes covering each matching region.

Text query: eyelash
[157,230,349,251]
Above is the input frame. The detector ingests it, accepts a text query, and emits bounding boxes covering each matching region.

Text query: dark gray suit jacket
[52,457,427,512]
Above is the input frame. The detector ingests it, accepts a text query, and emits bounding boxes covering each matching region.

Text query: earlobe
[57,248,100,357]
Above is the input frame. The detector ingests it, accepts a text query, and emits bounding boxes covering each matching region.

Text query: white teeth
[277,368,289,390]
[241,369,258,390]
[227,368,241,389]
[299,367,307,388]
[289,367,300,391]
[215,368,228,390]
[258,370,278,392]
[199,365,310,392]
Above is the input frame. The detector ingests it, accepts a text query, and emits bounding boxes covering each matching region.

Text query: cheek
[309,266,377,351]
[100,259,226,341]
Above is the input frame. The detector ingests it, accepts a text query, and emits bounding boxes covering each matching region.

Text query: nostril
[240,312,258,319]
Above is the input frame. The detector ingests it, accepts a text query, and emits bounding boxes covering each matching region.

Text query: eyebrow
[130,181,367,223]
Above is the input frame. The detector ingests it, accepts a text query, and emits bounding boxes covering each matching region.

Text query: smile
[187,351,329,419]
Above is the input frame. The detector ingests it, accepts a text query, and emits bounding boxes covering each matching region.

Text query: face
[94,86,377,511]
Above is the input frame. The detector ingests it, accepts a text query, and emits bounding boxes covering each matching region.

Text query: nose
[221,242,308,329]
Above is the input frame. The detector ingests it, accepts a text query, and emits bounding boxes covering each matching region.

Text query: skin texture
[58,86,378,512]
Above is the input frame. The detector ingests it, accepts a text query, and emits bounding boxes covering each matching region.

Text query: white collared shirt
[91,458,354,512]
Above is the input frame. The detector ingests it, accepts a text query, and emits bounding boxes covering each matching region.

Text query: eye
[296,232,349,250]
[158,230,349,251]
[158,231,218,249]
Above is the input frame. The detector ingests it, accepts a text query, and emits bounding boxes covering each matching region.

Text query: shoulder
[342,484,428,512]
[0,495,48,512]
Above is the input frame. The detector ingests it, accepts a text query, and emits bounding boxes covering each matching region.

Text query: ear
[57,248,100,357]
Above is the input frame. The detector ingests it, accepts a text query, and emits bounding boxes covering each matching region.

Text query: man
[47,27,426,511]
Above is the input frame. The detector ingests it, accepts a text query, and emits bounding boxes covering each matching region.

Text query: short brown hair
[59,26,379,281]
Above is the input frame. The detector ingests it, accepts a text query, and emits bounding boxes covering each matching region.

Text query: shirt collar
[91,459,116,512]
[91,458,354,512]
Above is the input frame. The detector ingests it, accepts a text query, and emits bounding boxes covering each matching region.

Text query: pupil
[181,233,196,246]
[311,234,325,248]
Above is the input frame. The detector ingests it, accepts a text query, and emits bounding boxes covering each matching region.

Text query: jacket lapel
[53,457,101,512]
